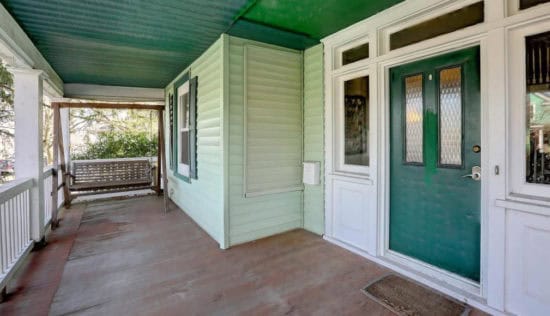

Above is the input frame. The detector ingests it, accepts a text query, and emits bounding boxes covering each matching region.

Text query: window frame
[334,36,370,70]
[172,74,198,182]
[508,21,550,200]
[176,81,190,178]
[334,68,372,176]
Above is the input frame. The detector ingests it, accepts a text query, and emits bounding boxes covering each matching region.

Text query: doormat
[362,274,470,316]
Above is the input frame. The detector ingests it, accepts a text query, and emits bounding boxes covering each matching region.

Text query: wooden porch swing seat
[69,158,154,193]
[49,102,169,225]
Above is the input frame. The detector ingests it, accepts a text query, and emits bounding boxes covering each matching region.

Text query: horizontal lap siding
[165,38,223,245]
[228,36,302,246]
[303,44,325,235]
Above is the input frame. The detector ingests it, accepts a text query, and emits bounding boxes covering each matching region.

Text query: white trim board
[322,0,550,314]
[63,84,164,102]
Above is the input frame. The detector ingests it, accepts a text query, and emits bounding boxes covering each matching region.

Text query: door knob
[462,166,481,181]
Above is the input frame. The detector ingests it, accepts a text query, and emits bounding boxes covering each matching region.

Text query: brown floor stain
[0,196,488,316]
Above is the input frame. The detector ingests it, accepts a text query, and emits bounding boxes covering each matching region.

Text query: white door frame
[378,37,489,297]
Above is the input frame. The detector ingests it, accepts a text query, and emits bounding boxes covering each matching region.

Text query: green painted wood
[3,0,403,87]
[245,44,303,194]
[228,36,302,246]
[389,47,481,281]
[303,44,325,235]
[227,19,319,50]
[242,0,404,39]
[1,0,249,87]
[165,38,224,245]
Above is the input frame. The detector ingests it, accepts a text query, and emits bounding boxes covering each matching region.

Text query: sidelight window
[344,76,370,166]
[525,31,550,185]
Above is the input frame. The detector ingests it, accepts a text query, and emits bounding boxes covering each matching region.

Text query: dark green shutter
[168,92,175,170]
[189,76,198,179]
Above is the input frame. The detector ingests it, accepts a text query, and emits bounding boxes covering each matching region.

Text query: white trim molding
[322,0,550,314]
[63,83,165,102]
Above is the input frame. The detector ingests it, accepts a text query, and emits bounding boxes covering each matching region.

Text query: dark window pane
[390,2,484,51]
[520,0,550,10]
[342,43,369,66]
[526,32,550,185]
[181,131,189,165]
[344,76,369,166]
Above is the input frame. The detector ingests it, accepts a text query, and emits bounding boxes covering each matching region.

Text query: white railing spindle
[0,178,34,291]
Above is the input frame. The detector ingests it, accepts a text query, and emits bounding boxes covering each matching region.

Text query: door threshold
[323,236,505,316]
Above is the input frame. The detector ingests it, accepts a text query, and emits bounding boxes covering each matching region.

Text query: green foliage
[72,130,157,160]
[0,63,13,105]
[0,63,14,164]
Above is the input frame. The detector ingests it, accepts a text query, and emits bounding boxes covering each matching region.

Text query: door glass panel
[439,67,463,166]
[344,76,369,166]
[526,32,550,185]
[404,74,423,164]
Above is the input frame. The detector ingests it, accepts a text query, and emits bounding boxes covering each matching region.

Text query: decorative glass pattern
[439,67,463,166]
[405,74,423,163]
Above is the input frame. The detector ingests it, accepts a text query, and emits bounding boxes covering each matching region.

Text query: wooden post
[57,118,71,209]
[51,103,60,228]
[158,110,169,213]
[156,111,162,195]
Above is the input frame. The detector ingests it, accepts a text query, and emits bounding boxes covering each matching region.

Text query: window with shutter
[173,74,198,181]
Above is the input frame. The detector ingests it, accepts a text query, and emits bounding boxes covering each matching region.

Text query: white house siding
[303,44,325,235]
[227,36,303,246]
[165,38,224,245]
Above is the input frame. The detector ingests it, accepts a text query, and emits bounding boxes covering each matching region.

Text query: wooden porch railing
[43,166,63,228]
[0,178,33,292]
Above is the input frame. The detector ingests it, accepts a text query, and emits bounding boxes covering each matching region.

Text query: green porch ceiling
[242,0,404,39]
[1,0,403,88]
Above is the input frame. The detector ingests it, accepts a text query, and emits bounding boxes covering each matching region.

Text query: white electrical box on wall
[303,161,320,185]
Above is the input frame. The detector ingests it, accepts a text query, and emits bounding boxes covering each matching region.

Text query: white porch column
[12,68,46,242]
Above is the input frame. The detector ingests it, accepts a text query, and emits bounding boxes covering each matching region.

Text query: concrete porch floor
[0,196,488,316]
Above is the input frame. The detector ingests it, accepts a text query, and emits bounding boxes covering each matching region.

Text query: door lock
[462,166,481,181]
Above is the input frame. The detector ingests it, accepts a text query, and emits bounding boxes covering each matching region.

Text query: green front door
[389,47,481,281]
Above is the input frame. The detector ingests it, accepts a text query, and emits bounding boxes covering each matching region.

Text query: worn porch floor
[0,196,487,316]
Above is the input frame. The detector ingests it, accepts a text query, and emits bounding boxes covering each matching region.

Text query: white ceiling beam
[63,83,164,102]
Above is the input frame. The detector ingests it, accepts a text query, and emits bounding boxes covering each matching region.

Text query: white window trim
[333,67,373,177]
[507,0,550,16]
[508,17,550,203]
[177,81,190,178]
[334,35,371,70]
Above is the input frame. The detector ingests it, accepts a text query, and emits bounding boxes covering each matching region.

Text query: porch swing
[49,102,169,226]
